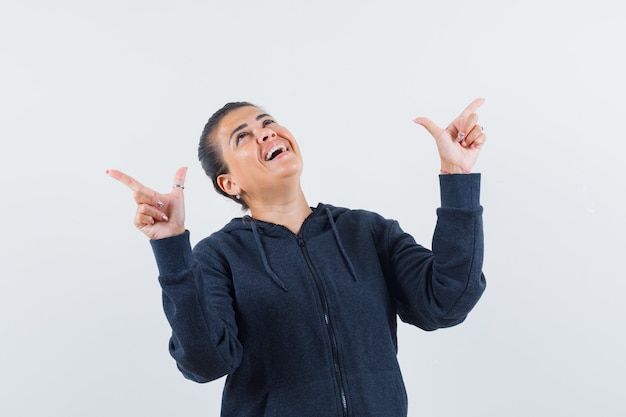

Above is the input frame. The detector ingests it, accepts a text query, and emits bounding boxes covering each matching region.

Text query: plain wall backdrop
[1,1,625,416]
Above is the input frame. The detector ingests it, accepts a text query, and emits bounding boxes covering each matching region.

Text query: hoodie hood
[222,203,359,291]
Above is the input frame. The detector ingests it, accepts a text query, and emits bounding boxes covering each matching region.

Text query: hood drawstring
[325,207,359,282]
[249,218,289,292]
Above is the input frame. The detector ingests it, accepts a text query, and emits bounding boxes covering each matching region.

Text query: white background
[2,1,625,416]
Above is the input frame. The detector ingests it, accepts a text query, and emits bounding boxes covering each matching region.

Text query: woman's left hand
[413,98,486,174]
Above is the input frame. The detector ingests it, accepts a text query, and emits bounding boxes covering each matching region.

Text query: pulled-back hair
[197,101,256,210]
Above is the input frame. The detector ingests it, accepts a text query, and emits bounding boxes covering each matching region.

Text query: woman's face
[214,106,303,201]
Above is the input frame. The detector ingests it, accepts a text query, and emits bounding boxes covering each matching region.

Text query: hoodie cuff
[149,230,194,275]
[439,173,481,209]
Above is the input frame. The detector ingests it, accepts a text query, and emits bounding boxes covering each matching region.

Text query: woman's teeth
[265,145,287,161]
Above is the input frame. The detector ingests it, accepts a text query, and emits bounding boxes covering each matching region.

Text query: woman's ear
[217,173,239,197]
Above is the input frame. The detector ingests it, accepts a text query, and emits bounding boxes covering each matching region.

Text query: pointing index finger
[106,169,145,192]
[459,98,485,118]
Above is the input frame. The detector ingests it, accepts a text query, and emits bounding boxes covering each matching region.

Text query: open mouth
[265,144,288,161]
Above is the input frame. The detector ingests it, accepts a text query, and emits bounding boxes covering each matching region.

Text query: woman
[107,98,487,417]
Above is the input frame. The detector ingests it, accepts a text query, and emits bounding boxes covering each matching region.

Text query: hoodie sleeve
[150,231,242,382]
[383,173,486,331]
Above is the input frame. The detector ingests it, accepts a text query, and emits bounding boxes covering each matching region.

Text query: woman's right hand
[106,167,188,240]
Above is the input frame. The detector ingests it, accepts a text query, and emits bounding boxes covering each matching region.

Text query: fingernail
[157,201,164,208]
[161,214,169,221]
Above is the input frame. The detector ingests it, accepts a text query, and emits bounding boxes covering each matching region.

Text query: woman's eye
[236,133,247,144]
[263,119,275,126]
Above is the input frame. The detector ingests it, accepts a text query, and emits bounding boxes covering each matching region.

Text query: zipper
[297,235,348,417]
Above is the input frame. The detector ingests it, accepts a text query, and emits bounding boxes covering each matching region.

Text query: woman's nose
[256,128,277,144]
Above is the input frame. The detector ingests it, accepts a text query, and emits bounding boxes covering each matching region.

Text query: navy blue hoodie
[150,174,486,417]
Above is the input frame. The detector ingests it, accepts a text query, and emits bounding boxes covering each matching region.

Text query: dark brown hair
[197,101,257,210]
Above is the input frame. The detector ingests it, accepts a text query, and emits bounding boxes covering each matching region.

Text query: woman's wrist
[440,167,467,175]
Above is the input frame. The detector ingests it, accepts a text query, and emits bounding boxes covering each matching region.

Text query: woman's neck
[248,190,312,234]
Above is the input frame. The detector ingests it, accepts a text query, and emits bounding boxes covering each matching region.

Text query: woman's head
[198,102,255,209]
[198,102,303,211]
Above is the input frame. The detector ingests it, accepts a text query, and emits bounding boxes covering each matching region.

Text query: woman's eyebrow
[229,114,273,143]
[229,123,248,143]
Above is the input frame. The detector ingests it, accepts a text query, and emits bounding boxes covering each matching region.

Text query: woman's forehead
[216,106,271,139]
[225,105,266,122]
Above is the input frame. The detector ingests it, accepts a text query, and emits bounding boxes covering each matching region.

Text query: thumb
[413,117,442,140]
[172,166,188,192]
